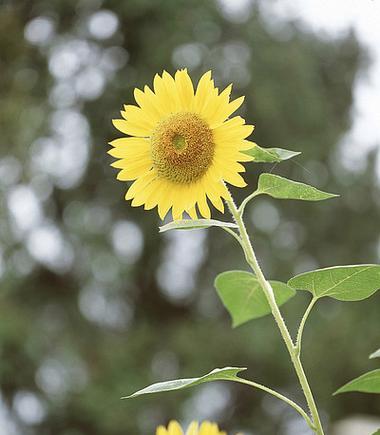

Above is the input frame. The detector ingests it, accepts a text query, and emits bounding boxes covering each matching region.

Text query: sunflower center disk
[151,112,215,184]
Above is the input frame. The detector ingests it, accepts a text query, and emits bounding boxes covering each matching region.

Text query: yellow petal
[168,420,184,435]
[199,422,214,435]
[194,71,215,113]
[156,426,168,435]
[134,87,162,123]
[108,140,150,159]
[223,171,247,187]
[174,69,194,110]
[197,192,211,218]
[125,171,156,200]
[202,84,232,124]
[154,72,180,114]
[116,159,152,180]
[121,104,156,130]
[186,421,199,435]
[109,137,149,147]
[112,119,150,137]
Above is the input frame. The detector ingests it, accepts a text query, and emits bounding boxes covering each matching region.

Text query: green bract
[245,145,301,163]
[215,271,296,327]
[288,265,380,301]
[123,367,246,399]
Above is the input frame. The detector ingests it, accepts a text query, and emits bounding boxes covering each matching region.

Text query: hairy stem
[226,197,325,435]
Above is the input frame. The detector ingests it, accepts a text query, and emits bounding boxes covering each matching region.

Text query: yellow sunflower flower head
[156,420,227,435]
[109,69,255,220]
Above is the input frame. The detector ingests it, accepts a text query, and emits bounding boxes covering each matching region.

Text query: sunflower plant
[108,70,380,435]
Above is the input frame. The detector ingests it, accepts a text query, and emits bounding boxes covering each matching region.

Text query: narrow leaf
[123,367,246,399]
[257,174,338,201]
[245,145,301,163]
[215,271,296,327]
[159,219,237,233]
[334,369,380,395]
[288,265,380,301]
[370,349,380,359]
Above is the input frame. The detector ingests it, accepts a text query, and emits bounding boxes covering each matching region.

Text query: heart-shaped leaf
[245,145,301,163]
[215,271,296,327]
[256,174,338,201]
[288,265,380,301]
[159,219,237,233]
[334,369,380,395]
[370,349,380,359]
[123,367,246,399]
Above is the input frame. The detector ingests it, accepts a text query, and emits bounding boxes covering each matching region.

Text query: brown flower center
[151,112,215,184]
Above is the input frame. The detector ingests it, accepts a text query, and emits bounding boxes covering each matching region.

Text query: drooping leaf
[334,369,380,395]
[159,219,237,233]
[370,349,380,359]
[215,271,296,327]
[288,265,380,301]
[244,145,301,163]
[123,367,246,399]
[256,174,338,201]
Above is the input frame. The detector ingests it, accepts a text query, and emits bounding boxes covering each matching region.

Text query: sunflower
[109,69,254,220]
[156,420,226,435]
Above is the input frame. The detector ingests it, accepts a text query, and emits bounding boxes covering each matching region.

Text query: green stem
[295,297,318,356]
[238,190,260,217]
[226,197,325,435]
[233,378,315,430]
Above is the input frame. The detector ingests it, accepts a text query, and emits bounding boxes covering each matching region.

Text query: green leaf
[122,367,246,399]
[288,265,380,301]
[334,369,380,395]
[244,145,301,163]
[370,348,380,359]
[215,271,296,327]
[159,219,237,233]
[372,430,380,435]
[256,174,338,201]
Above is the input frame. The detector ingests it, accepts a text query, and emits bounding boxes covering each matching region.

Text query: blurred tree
[0,0,379,434]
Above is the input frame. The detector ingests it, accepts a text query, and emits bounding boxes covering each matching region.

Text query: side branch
[234,378,315,430]
[295,297,318,356]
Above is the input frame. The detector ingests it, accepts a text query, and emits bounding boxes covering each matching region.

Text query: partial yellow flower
[109,69,255,220]
[156,420,227,435]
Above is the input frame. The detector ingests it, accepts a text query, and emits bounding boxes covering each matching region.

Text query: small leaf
[215,271,296,327]
[334,369,380,395]
[159,219,237,233]
[245,145,301,163]
[123,367,246,399]
[370,349,380,359]
[257,174,338,201]
[288,265,380,301]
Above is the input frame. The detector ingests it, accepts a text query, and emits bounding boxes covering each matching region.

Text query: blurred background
[0,0,379,434]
